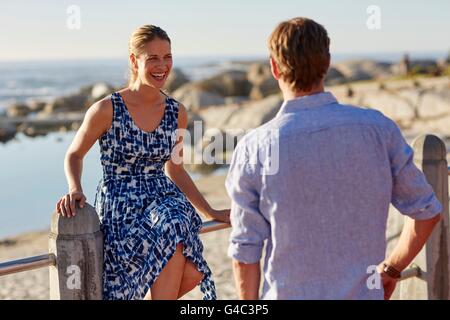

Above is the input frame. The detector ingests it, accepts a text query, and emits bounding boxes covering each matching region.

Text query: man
[225,17,442,300]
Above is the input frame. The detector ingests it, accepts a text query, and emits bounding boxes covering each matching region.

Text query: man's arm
[225,140,269,300]
[381,118,443,299]
[379,214,441,299]
[232,260,261,300]
[385,214,441,271]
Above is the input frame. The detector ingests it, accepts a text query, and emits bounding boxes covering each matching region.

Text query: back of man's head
[268,17,330,93]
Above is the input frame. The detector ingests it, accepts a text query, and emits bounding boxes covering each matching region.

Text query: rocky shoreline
[1,57,450,171]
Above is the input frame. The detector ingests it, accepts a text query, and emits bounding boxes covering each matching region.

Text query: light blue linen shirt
[225,92,442,300]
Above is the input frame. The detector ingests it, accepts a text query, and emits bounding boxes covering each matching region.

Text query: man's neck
[281,83,325,101]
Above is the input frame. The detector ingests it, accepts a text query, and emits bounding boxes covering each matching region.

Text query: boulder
[325,67,347,86]
[197,93,283,151]
[164,68,189,93]
[247,62,272,85]
[90,82,115,101]
[42,93,88,114]
[28,100,47,113]
[195,70,252,97]
[6,103,32,118]
[250,77,280,100]
[417,89,450,119]
[334,60,393,81]
[172,84,225,111]
[0,121,17,143]
[247,63,279,100]
[359,90,416,125]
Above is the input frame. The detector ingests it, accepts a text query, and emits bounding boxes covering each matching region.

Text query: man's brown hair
[268,17,330,92]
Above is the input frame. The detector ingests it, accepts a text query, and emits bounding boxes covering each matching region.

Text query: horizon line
[0,50,448,64]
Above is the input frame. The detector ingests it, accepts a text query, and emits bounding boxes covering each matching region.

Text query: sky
[0,0,449,61]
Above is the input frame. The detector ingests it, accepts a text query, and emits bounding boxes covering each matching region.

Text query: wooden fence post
[48,203,103,300]
[399,134,450,299]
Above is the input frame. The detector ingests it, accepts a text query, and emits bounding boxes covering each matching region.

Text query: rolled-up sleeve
[225,141,270,264]
[387,120,442,220]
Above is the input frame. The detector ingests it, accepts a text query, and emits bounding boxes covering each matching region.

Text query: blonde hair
[128,25,171,87]
[268,17,330,92]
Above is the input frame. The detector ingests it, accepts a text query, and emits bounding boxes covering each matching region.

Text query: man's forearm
[232,260,260,300]
[385,214,442,271]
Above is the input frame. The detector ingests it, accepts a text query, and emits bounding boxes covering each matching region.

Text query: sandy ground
[0,174,237,300]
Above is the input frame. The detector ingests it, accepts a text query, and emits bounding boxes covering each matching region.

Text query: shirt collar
[277,91,338,116]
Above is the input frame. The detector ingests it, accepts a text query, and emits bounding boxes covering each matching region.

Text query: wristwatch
[382,263,402,279]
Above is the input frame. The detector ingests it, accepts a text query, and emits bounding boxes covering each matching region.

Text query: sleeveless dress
[94,92,216,300]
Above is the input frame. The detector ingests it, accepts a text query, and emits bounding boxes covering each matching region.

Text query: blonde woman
[55,25,229,300]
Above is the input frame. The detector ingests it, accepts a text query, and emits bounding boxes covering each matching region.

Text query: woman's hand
[206,208,231,223]
[56,191,87,218]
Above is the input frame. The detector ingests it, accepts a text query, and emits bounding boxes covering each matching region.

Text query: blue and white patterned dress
[94,92,216,300]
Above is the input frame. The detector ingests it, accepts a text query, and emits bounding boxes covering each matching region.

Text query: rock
[164,68,189,93]
[417,89,450,119]
[223,94,283,131]
[28,100,47,113]
[359,90,416,125]
[247,63,279,100]
[42,93,88,115]
[90,82,115,101]
[196,93,283,152]
[391,59,440,76]
[186,111,204,146]
[196,70,252,97]
[250,77,280,100]
[411,114,450,136]
[247,63,272,85]
[21,125,48,138]
[172,84,225,111]
[198,104,240,131]
[0,121,17,143]
[6,103,32,118]
[224,96,250,105]
[325,67,347,86]
[334,60,393,81]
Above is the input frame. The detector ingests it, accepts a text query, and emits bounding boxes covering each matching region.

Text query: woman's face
[133,38,173,89]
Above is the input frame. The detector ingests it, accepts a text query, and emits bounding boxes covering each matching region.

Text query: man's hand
[376,263,398,300]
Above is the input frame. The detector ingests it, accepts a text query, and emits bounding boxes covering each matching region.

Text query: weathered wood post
[49,203,103,300]
[399,134,450,299]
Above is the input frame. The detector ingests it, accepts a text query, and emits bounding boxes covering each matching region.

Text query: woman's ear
[269,57,280,80]
[130,53,138,71]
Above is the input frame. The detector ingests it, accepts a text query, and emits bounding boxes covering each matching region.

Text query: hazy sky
[0,0,449,61]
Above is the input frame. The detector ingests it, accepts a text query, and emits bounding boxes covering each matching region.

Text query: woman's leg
[146,243,186,300]
[177,260,204,299]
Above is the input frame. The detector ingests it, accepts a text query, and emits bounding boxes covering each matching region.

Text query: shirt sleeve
[225,141,270,264]
[387,120,442,220]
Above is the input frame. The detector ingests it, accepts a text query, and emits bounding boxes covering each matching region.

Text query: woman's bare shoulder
[83,95,115,133]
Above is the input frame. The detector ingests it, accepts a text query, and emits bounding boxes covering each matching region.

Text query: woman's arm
[57,98,113,218]
[165,103,230,223]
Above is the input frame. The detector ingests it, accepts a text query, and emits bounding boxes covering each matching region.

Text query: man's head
[268,17,330,93]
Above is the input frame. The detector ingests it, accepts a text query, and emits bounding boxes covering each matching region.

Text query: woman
[55,25,230,300]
